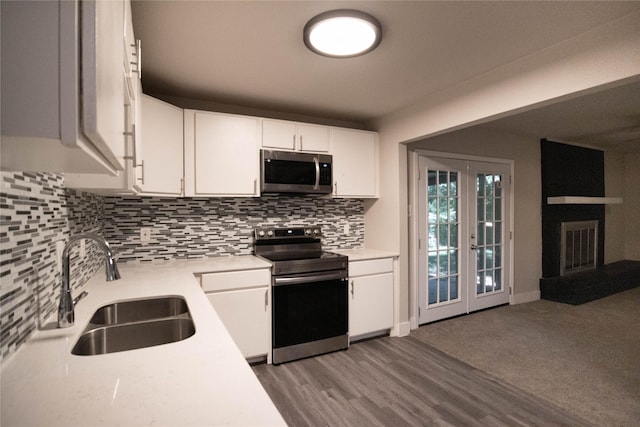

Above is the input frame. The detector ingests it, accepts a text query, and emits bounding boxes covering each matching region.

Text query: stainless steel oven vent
[560,220,598,276]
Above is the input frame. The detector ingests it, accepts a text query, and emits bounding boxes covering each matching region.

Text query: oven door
[272,270,348,363]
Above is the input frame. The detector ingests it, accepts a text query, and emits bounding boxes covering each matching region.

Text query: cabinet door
[206,288,269,358]
[350,273,394,337]
[1,1,127,174]
[297,123,329,152]
[139,95,183,195]
[63,75,137,193]
[191,111,260,196]
[123,0,140,102]
[81,0,126,170]
[262,119,296,150]
[331,128,378,197]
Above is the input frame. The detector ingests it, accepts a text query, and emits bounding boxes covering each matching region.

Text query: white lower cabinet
[201,269,270,359]
[349,258,394,339]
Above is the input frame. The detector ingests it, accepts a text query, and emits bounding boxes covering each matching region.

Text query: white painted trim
[512,290,541,305]
[407,151,420,331]
[414,149,512,166]
[547,196,623,205]
[392,322,412,337]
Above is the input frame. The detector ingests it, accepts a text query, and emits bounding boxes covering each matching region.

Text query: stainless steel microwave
[261,149,332,195]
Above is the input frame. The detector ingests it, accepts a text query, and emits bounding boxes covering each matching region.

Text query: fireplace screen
[560,220,598,275]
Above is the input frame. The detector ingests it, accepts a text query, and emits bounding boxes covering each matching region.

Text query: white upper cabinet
[1,0,129,174]
[262,119,329,152]
[81,0,125,170]
[138,95,184,195]
[123,0,141,103]
[330,128,379,198]
[65,79,139,193]
[184,110,260,197]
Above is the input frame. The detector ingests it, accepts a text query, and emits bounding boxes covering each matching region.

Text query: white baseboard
[391,321,411,337]
[512,290,540,305]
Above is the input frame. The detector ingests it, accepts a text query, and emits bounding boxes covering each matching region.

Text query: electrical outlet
[344,224,350,235]
[140,227,151,243]
[80,239,86,257]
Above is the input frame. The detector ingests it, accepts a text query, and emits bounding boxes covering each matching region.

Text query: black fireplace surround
[539,139,640,304]
[540,139,605,278]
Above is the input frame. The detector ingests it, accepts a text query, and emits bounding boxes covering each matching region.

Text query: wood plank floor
[253,336,591,426]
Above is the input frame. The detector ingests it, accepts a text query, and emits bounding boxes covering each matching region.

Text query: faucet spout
[58,233,120,328]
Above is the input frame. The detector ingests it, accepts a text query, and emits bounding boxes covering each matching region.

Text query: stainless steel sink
[72,296,195,356]
[72,318,195,356]
[88,296,189,325]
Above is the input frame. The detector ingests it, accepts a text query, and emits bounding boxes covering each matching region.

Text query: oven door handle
[273,271,347,286]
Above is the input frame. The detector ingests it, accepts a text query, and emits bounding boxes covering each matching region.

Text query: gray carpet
[411,287,640,426]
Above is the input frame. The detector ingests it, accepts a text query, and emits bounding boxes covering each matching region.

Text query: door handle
[470,244,478,250]
[313,157,320,190]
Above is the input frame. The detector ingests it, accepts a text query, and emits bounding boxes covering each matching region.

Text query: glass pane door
[427,169,460,305]
[469,163,511,312]
[419,157,468,324]
[417,156,511,324]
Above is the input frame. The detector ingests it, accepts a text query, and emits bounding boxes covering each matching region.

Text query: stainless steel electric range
[254,226,349,365]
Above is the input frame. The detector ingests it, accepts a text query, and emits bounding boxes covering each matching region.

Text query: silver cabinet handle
[351,280,355,297]
[137,159,145,185]
[264,289,268,311]
[131,123,137,165]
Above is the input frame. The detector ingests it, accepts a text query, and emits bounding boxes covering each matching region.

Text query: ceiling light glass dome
[304,10,382,58]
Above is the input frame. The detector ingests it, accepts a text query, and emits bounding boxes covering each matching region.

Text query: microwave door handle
[314,157,320,190]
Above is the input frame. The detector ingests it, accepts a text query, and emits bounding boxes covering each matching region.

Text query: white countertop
[1,256,286,427]
[333,248,399,261]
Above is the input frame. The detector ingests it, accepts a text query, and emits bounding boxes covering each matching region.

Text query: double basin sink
[72,296,195,356]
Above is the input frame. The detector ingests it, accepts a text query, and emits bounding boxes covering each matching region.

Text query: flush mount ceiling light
[303,9,382,58]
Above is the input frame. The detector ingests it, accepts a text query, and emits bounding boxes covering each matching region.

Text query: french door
[418,156,511,324]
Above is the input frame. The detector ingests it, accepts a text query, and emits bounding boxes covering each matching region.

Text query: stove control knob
[305,229,312,235]
[258,230,265,237]
[267,230,274,237]
[313,229,320,235]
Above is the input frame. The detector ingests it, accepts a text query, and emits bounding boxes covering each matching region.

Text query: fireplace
[560,220,598,276]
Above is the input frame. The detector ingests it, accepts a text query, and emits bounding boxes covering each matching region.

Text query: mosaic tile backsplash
[103,195,363,262]
[0,172,104,361]
[1,171,364,362]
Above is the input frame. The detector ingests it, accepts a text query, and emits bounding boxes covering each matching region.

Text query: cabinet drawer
[349,258,393,277]
[201,269,271,292]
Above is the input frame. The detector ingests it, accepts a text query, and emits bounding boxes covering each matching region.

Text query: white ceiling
[131,1,640,152]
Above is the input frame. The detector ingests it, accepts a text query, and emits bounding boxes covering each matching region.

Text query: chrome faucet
[58,233,121,328]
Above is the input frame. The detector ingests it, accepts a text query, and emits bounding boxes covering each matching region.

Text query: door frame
[408,149,515,329]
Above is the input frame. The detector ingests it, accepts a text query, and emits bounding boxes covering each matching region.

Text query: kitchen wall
[624,153,640,260]
[0,171,365,362]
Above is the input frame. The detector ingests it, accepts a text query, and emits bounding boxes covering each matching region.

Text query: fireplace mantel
[547,196,623,205]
